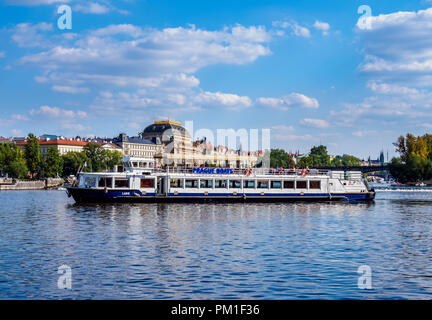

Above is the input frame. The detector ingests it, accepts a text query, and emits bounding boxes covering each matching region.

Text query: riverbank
[0,178,64,190]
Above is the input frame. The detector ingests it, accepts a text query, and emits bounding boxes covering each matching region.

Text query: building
[113,133,160,159]
[16,139,88,155]
[141,120,261,168]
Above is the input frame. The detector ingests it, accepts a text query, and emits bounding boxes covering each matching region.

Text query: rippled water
[1,190,432,299]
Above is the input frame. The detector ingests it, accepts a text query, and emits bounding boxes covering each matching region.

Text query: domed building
[141,120,260,168]
[142,120,195,167]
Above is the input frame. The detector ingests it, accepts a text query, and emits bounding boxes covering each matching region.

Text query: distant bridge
[314,165,388,173]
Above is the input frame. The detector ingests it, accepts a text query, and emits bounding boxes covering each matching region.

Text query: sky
[1,0,432,160]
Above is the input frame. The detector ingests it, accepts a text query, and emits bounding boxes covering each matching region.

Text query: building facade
[141,120,260,168]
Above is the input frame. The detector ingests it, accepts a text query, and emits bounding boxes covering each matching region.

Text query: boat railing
[153,167,332,176]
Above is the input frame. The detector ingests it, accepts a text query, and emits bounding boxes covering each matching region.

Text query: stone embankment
[0,178,64,190]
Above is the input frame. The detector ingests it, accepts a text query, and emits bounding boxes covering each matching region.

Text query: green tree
[24,133,41,178]
[270,149,295,168]
[0,143,28,178]
[83,143,106,172]
[62,152,89,177]
[104,150,123,171]
[42,147,63,177]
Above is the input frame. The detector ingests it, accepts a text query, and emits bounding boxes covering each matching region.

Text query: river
[0,190,431,299]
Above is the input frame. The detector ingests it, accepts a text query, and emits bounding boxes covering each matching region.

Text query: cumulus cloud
[301,118,330,128]
[51,85,90,94]
[74,2,110,14]
[30,105,87,119]
[11,22,53,48]
[272,21,310,37]
[257,93,319,110]
[5,0,69,5]
[313,20,330,35]
[195,91,252,110]
[356,7,432,87]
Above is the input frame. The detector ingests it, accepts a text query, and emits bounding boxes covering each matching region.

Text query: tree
[83,143,106,172]
[0,143,28,178]
[62,152,89,177]
[42,147,63,178]
[104,150,123,171]
[24,133,41,178]
[270,149,295,168]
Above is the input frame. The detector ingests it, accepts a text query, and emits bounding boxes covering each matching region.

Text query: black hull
[66,187,375,204]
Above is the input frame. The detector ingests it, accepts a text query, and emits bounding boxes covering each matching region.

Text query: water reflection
[1,190,432,299]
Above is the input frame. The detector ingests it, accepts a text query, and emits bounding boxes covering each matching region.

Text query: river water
[0,190,432,299]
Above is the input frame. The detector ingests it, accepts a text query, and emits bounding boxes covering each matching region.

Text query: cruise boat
[65,157,375,203]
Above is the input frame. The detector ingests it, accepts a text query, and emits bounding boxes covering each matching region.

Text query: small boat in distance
[65,157,375,203]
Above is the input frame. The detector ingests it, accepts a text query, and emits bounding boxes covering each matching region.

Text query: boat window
[229,180,241,188]
[132,162,138,167]
[309,181,321,189]
[185,179,198,188]
[170,179,183,188]
[296,180,307,189]
[98,177,112,188]
[84,176,97,188]
[243,180,255,188]
[257,180,269,188]
[200,179,213,188]
[139,162,146,168]
[214,180,227,188]
[271,181,282,188]
[114,178,129,188]
[283,180,295,189]
[141,178,155,188]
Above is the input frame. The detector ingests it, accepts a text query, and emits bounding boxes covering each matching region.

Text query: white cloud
[352,130,376,137]
[313,20,330,35]
[52,85,90,94]
[5,0,69,5]
[195,91,252,110]
[272,21,310,38]
[11,22,53,48]
[11,114,29,121]
[257,93,319,110]
[74,2,110,14]
[30,105,87,119]
[356,8,432,87]
[301,118,330,128]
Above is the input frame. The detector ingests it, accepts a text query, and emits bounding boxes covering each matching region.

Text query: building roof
[16,139,88,146]
[143,120,189,136]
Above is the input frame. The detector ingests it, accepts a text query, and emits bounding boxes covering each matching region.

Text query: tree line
[270,145,362,168]
[389,133,432,183]
[0,133,123,179]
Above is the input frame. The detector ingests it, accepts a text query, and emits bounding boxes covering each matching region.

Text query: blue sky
[1,0,432,159]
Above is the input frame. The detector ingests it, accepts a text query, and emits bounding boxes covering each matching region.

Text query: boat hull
[66,187,375,203]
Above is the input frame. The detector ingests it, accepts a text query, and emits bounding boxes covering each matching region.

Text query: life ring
[301,168,308,177]
[244,168,252,176]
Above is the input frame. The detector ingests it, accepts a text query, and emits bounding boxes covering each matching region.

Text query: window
[185,179,198,188]
[271,181,282,188]
[114,178,129,188]
[229,180,241,188]
[170,179,183,188]
[200,179,213,188]
[309,181,321,189]
[296,180,307,189]
[243,180,255,188]
[98,177,112,188]
[283,180,295,189]
[84,176,97,188]
[257,180,269,188]
[215,180,227,188]
[141,178,155,188]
